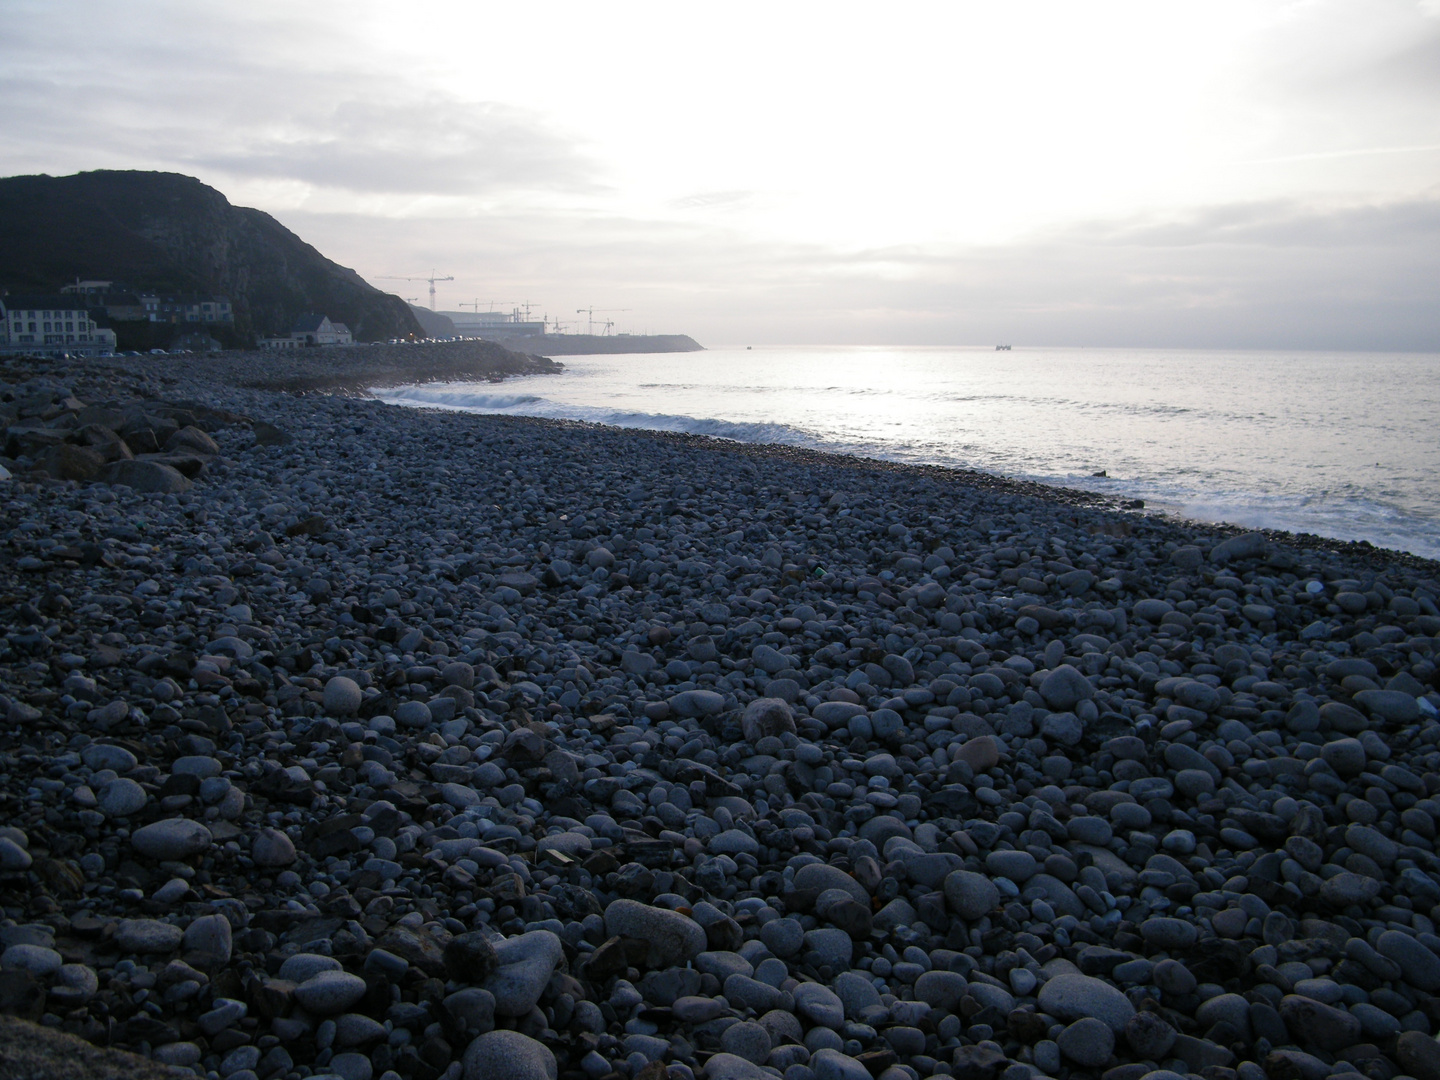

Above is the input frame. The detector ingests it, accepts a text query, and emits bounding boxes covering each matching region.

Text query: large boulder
[131,819,212,860]
[943,870,999,920]
[35,443,105,482]
[482,931,564,1017]
[1038,973,1136,1032]
[1038,665,1094,711]
[1210,532,1269,564]
[604,899,706,967]
[104,459,191,493]
[462,1030,556,1080]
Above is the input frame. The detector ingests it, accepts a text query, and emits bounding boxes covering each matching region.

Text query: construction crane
[378,270,454,310]
[576,306,631,335]
[460,299,519,313]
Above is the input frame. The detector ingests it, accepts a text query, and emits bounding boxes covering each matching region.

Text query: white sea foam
[375,344,1440,561]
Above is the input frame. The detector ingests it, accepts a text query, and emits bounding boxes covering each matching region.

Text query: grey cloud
[1328,25,1440,96]
[669,190,754,210]
[281,193,1440,350]
[187,97,600,196]
[1052,196,1440,249]
[0,13,599,199]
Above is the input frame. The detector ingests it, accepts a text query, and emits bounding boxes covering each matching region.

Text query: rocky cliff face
[0,170,422,342]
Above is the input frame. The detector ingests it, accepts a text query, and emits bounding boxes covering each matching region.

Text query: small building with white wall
[260,314,353,348]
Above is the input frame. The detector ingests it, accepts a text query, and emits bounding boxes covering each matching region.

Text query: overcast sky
[4,1,1438,348]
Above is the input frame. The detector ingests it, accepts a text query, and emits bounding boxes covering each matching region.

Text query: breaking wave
[374,344,1440,561]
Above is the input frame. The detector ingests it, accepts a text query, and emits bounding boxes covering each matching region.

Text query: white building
[0,294,117,356]
[259,314,353,349]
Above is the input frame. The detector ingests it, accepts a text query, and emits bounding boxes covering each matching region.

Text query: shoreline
[2,348,1440,1080]
[372,377,1440,578]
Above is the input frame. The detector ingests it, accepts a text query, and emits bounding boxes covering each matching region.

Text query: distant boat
[995,344,1012,351]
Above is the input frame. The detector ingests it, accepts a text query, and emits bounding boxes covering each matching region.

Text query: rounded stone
[395,700,432,728]
[1278,994,1362,1051]
[54,963,99,1002]
[1195,993,1250,1040]
[1,944,63,976]
[323,676,363,716]
[252,828,297,868]
[985,849,1037,882]
[1038,973,1137,1032]
[759,917,804,958]
[792,982,845,1029]
[335,1013,387,1047]
[462,1029,558,1080]
[811,1048,871,1080]
[1141,917,1199,950]
[443,662,476,689]
[720,1020,772,1064]
[710,829,760,856]
[279,953,343,982]
[1322,738,1367,777]
[81,744,138,773]
[794,863,869,905]
[1174,768,1216,799]
[704,1054,774,1080]
[1058,1017,1115,1067]
[97,779,149,818]
[0,837,33,870]
[955,734,1000,772]
[1039,665,1094,711]
[183,914,233,967]
[1125,1012,1178,1059]
[131,818,212,860]
[1152,959,1197,996]
[604,899,706,967]
[115,919,184,954]
[943,869,999,920]
[1395,1030,1440,1080]
[293,970,368,1014]
[914,970,967,1012]
[328,1052,373,1080]
[742,697,796,743]
[1376,930,1440,992]
[172,755,221,778]
[484,930,564,1017]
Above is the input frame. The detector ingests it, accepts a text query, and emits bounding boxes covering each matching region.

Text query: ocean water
[375,345,1440,562]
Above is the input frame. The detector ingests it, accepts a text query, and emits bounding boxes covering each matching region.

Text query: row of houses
[1,294,117,356]
[62,281,355,347]
[3,279,359,355]
[60,280,234,325]
[0,279,241,356]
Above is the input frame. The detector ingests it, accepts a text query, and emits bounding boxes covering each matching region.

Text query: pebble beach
[3,344,1440,1080]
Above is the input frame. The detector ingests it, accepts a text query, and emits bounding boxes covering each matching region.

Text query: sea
[375,345,1440,563]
